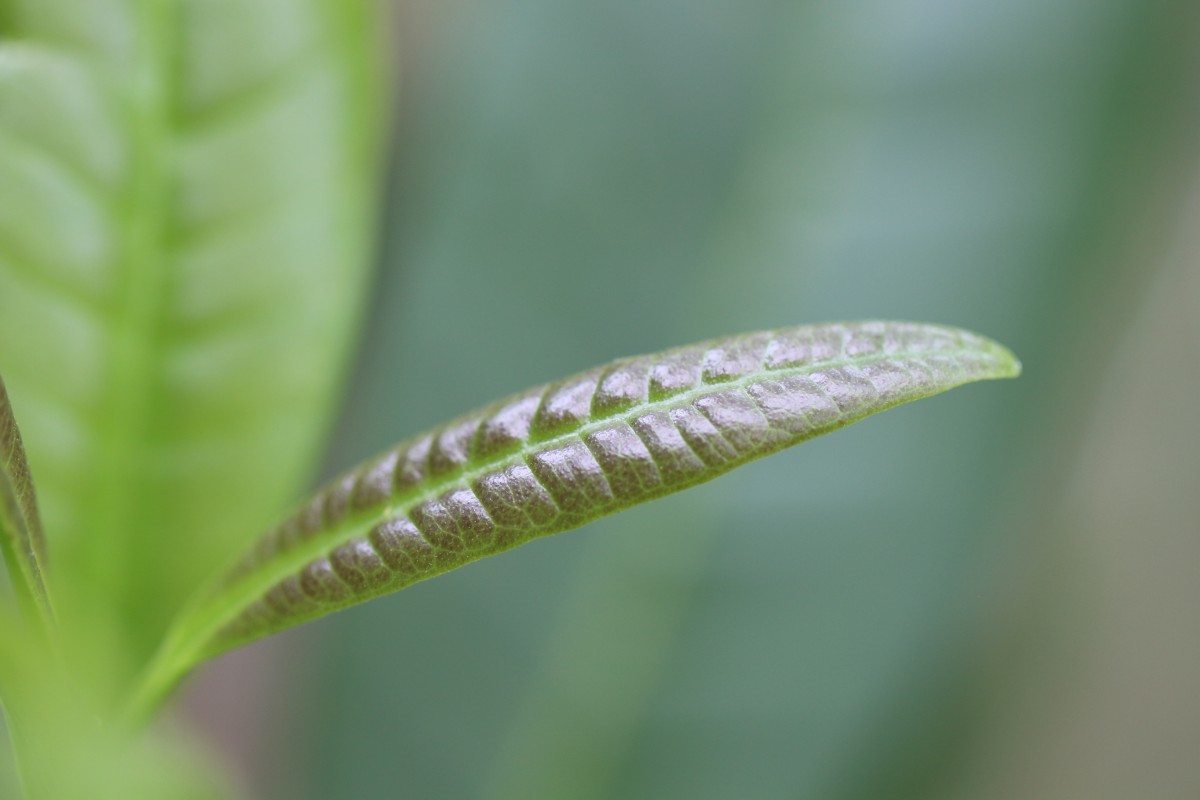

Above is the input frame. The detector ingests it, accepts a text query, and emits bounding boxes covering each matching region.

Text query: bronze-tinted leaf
[131,321,1019,718]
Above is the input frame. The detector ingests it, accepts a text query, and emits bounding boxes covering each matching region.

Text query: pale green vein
[178,44,326,135]
[0,125,111,207]
[198,343,997,652]
[0,234,107,316]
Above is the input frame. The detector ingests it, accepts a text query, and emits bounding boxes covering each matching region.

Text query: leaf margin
[125,320,1020,722]
[0,375,54,636]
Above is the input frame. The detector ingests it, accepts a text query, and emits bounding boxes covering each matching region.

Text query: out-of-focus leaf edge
[125,321,1019,723]
[0,376,53,636]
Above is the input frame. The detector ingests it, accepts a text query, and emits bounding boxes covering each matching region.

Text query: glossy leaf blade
[0,376,53,630]
[141,321,1018,705]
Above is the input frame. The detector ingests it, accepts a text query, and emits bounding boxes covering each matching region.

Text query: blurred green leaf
[0,0,381,679]
[0,618,242,800]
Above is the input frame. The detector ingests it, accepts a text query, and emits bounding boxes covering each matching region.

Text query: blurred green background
[182,0,1200,798]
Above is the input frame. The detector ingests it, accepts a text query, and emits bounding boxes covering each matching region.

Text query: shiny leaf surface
[139,321,1017,714]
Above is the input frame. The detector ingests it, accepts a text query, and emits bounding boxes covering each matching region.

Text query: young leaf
[0,377,53,632]
[0,0,382,663]
[134,321,1018,714]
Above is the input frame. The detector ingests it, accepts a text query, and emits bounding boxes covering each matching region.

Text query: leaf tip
[987,339,1022,380]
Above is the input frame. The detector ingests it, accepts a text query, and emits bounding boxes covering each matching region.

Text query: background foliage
[1,0,1196,797]
[183,0,1200,798]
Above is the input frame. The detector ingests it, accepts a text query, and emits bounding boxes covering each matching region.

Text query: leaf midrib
[160,337,994,675]
[86,5,177,621]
